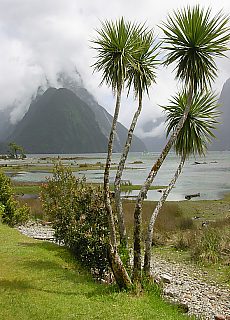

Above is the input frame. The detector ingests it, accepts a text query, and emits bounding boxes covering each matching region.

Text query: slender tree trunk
[114,92,143,248]
[108,244,132,289]
[104,84,122,249]
[104,82,132,288]
[143,155,186,275]
[133,87,193,280]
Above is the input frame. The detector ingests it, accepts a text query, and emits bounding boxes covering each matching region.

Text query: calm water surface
[7,151,230,201]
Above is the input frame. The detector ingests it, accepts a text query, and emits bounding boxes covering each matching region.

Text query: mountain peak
[5,85,146,153]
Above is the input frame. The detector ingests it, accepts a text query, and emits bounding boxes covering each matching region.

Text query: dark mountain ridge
[4,86,146,154]
[6,88,108,153]
[57,72,146,152]
[210,78,230,151]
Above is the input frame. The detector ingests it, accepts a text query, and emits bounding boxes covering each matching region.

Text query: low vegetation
[12,167,230,286]
[120,199,229,285]
[40,163,110,279]
[0,159,229,319]
[0,223,192,320]
[0,170,30,226]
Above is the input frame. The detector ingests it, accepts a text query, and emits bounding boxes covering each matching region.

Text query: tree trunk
[143,155,186,275]
[103,83,132,289]
[114,92,143,248]
[104,84,122,249]
[133,88,193,280]
[108,244,132,289]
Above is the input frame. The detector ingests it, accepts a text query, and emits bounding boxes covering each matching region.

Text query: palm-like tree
[92,18,144,248]
[143,90,220,275]
[162,6,230,91]
[113,31,159,257]
[92,18,148,289]
[133,5,230,278]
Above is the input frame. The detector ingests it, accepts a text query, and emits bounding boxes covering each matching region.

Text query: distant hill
[6,88,108,153]
[57,72,146,152]
[210,78,230,151]
[140,118,167,151]
[5,87,146,154]
[142,78,230,152]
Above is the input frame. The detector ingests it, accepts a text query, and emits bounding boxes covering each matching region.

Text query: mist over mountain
[1,72,146,153]
[142,78,230,152]
[210,78,230,151]
[6,87,110,153]
[56,72,146,152]
[1,70,229,154]
[140,118,167,151]
[0,107,14,141]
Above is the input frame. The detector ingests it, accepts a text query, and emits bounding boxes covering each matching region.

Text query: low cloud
[0,0,229,137]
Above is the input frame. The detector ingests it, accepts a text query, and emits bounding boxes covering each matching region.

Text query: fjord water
[11,151,230,201]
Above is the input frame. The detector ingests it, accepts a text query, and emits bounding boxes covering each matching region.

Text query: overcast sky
[0,0,229,138]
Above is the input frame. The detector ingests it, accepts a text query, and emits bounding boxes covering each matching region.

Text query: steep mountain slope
[0,108,14,141]
[7,88,108,153]
[2,73,146,154]
[57,72,146,152]
[142,78,230,152]
[210,78,230,151]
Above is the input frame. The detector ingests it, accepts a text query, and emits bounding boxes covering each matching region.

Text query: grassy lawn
[0,223,191,320]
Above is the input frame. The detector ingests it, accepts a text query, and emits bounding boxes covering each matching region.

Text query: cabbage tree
[143,90,220,275]
[133,5,230,279]
[114,30,159,257]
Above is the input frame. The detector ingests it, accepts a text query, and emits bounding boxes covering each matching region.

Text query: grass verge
[0,223,191,320]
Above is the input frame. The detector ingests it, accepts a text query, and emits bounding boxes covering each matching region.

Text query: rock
[15,221,55,242]
[41,221,52,226]
[214,315,226,320]
[178,302,189,313]
[165,291,175,298]
[160,273,172,284]
[185,193,200,200]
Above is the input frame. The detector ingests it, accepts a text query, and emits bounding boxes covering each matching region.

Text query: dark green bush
[0,170,30,226]
[41,162,110,279]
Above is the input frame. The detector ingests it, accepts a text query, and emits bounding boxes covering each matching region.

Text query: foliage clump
[0,170,30,226]
[41,162,110,279]
[175,223,230,265]
[191,228,222,264]
[8,142,26,159]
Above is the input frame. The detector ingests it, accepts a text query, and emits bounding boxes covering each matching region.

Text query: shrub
[0,202,5,219]
[174,230,196,251]
[41,162,110,279]
[191,228,221,264]
[0,170,30,226]
[14,205,31,225]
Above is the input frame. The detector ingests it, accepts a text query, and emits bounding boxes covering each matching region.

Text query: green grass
[13,185,42,194]
[0,223,191,320]
[115,185,166,192]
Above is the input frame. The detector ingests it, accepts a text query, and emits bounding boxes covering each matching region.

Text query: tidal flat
[1,151,230,201]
